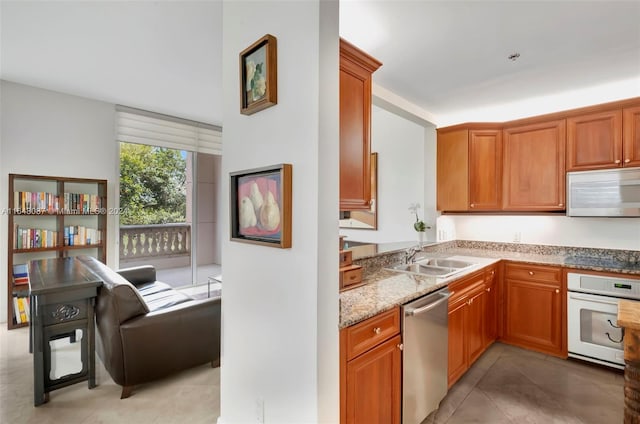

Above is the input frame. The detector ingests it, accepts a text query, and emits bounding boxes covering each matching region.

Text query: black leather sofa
[77,256,221,399]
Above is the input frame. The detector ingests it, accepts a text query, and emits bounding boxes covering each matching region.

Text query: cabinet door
[447,299,467,388]
[484,268,498,347]
[624,106,640,167]
[345,334,401,424]
[567,109,623,171]
[504,279,563,356]
[465,287,486,365]
[437,129,469,211]
[469,130,503,210]
[339,41,381,211]
[503,120,566,211]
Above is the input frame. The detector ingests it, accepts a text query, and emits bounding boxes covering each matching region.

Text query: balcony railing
[119,223,191,269]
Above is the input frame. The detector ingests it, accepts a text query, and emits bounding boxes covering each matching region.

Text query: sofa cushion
[136,281,194,312]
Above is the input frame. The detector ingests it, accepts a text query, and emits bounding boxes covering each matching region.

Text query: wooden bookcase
[7,174,107,329]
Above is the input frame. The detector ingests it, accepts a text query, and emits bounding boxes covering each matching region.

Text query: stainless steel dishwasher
[402,287,450,424]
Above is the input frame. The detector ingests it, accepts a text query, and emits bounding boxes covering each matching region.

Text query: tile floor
[1,323,624,423]
[424,343,625,424]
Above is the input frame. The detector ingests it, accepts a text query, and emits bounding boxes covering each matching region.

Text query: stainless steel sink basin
[389,263,455,276]
[386,256,476,278]
[419,258,475,269]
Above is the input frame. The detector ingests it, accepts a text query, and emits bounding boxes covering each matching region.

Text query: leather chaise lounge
[77,256,221,399]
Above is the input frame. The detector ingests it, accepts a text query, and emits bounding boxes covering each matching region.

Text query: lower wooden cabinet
[340,307,402,424]
[502,262,566,357]
[447,267,497,388]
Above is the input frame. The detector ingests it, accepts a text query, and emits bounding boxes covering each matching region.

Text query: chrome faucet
[404,245,423,264]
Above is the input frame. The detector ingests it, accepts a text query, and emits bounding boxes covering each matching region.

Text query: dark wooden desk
[29,257,102,406]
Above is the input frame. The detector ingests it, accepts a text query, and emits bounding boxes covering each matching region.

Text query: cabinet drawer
[345,307,400,360]
[340,265,363,289]
[42,300,88,326]
[339,250,353,267]
[505,262,561,283]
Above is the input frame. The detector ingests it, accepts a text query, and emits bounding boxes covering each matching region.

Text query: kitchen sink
[419,258,475,269]
[386,256,476,278]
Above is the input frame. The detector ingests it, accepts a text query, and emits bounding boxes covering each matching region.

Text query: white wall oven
[567,272,640,369]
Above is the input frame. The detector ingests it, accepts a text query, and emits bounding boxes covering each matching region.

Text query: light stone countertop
[339,245,640,328]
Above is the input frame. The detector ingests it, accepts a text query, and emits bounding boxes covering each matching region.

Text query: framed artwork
[239,34,277,115]
[230,163,292,248]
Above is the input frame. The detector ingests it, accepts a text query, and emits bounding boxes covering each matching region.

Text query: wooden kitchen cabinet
[484,265,498,345]
[447,269,488,387]
[623,105,640,168]
[339,39,382,211]
[502,120,566,211]
[502,262,566,357]
[437,125,502,212]
[566,109,623,171]
[340,307,401,424]
[566,106,640,171]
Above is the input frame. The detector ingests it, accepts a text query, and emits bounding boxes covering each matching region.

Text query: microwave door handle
[569,292,620,306]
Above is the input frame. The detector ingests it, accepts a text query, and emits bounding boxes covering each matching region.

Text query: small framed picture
[239,34,277,115]
[230,164,292,248]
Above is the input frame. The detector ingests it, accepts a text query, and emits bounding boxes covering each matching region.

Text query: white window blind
[116,106,222,155]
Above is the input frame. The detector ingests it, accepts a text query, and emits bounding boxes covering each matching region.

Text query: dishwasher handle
[405,291,451,316]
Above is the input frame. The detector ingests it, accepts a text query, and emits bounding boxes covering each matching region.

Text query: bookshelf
[7,174,107,329]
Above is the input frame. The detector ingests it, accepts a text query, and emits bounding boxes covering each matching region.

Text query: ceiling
[2,1,640,127]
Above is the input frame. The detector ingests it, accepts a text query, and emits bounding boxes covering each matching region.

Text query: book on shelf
[12,263,30,286]
[14,225,57,249]
[13,191,59,213]
[12,296,29,324]
[64,225,101,246]
[64,193,102,213]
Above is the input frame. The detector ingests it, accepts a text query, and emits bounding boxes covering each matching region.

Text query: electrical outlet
[513,232,521,243]
[256,397,264,423]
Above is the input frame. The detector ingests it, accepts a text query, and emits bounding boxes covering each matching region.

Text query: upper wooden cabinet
[624,106,640,168]
[503,120,566,211]
[567,106,640,171]
[566,109,623,171]
[437,126,502,212]
[339,39,382,211]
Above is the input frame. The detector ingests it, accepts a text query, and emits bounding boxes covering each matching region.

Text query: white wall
[220,1,339,423]
[441,214,640,250]
[0,80,119,323]
[340,105,432,244]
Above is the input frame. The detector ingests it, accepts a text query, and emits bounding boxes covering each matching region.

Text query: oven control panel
[567,272,640,300]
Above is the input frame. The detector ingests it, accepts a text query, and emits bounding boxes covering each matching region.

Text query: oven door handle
[569,292,621,306]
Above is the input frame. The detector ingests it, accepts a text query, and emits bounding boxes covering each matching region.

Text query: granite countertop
[340,254,499,328]
[339,243,640,329]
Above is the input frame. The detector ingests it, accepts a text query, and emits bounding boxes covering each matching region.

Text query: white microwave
[567,167,640,217]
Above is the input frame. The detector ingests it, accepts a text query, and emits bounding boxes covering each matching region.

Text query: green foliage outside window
[119,143,187,225]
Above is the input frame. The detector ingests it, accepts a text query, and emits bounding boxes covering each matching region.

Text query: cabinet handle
[491,270,495,275]
[615,159,621,164]
[558,203,564,207]
[373,327,381,335]
[528,271,534,276]
[486,287,491,293]
[470,204,475,208]
[555,289,560,294]
[625,158,631,163]
[397,343,404,351]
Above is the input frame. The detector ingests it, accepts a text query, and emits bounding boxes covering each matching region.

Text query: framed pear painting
[230,164,292,248]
